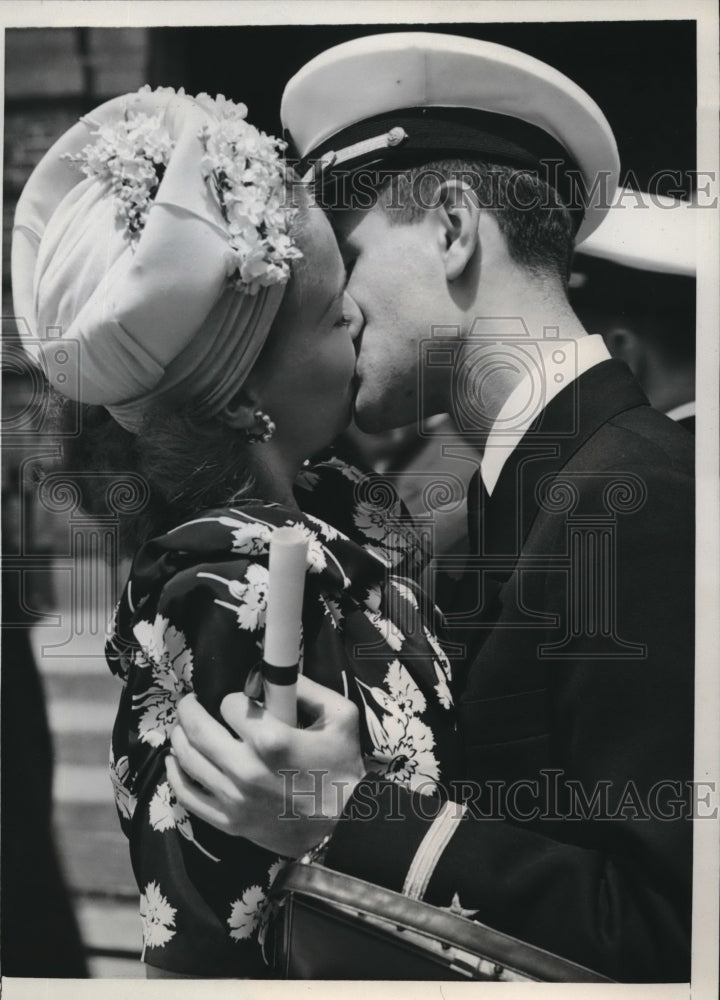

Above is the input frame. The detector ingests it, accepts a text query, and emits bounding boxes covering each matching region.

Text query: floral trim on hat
[196,94,302,295]
[64,94,175,241]
[63,86,302,295]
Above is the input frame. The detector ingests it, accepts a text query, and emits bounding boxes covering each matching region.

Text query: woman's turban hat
[12,87,302,432]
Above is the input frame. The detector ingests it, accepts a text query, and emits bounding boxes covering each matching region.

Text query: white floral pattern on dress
[109,748,137,820]
[234,564,269,630]
[374,713,440,794]
[304,513,345,542]
[228,884,266,941]
[391,579,420,610]
[267,859,287,886]
[105,601,129,676]
[148,781,186,833]
[228,858,287,944]
[352,503,396,541]
[386,660,427,716]
[285,522,327,573]
[356,669,440,795]
[229,520,273,555]
[353,503,417,565]
[363,544,393,568]
[133,614,191,674]
[197,564,270,632]
[364,583,383,612]
[148,782,220,862]
[423,625,452,680]
[140,880,177,956]
[434,661,454,710]
[132,615,194,747]
[257,859,288,958]
[294,466,320,490]
[323,456,366,482]
[364,608,405,652]
[320,595,344,629]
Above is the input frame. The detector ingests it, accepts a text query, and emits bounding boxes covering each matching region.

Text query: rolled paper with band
[263,526,309,726]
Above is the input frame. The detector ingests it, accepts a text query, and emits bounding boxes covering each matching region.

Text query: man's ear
[216,385,260,432]
[437,179,481,282]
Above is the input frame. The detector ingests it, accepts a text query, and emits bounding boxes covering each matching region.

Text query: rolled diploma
[263,526,308,726]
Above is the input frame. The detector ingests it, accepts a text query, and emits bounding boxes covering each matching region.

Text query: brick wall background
[4,29,149,313]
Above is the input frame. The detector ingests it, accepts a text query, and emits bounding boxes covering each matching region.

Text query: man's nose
[343,292,364,341]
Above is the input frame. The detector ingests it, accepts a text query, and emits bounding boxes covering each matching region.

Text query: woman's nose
[343,292,364,341]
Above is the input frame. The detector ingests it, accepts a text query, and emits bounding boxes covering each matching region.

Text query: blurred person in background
[571,191,696,433]
[1,371,87,978]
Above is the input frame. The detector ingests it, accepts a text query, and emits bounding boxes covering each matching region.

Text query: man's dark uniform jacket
[325,360,694,983]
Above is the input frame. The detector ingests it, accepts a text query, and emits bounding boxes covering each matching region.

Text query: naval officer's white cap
[281,32,620,242]
[576,189,696,276]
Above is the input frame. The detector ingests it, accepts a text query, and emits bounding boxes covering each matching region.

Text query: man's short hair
[374,158,575,283]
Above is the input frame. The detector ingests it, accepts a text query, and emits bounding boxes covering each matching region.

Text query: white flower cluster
[196,94,302,295]
[64,87,302,295]
[65,98,175,242]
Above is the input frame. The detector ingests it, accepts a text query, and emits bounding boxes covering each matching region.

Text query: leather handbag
[267,860,613,982]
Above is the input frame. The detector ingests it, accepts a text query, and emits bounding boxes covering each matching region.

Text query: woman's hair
[52,392,258,557]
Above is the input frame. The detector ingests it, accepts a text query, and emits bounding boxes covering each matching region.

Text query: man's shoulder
[570,402,694,481]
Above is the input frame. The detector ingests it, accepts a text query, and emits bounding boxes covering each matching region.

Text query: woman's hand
[166,675,365,857]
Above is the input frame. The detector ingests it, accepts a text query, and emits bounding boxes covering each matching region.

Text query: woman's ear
[437,179,481,282]
[217,385,259,431]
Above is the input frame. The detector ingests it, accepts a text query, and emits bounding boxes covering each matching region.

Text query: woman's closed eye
[334,312,351,329]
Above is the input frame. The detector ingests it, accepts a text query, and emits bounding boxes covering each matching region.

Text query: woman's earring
[245,409,276,444]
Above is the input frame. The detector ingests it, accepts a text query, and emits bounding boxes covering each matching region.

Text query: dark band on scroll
[261,661,299,686]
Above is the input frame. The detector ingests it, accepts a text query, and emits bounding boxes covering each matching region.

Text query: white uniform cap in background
[575,189,696,276]
[282,32,620,242]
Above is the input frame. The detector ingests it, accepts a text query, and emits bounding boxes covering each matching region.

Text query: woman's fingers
[220,675,357,748]
[165,755,243,835]
[170,723,245,803]
[220,692,293,767]
[175,693,247,770]
[169,684,364,854]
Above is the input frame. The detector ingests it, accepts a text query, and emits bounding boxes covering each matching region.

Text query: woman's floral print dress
[107,459,458,976]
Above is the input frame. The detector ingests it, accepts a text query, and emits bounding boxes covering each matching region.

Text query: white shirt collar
[480,334,612,496]
[664,400,696,423]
